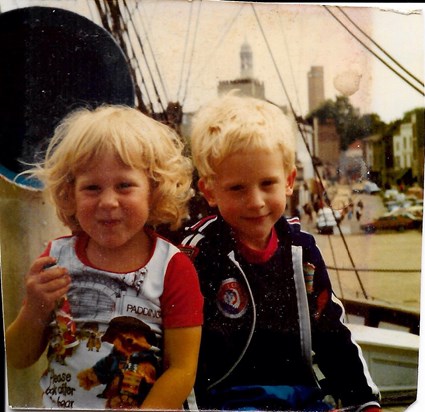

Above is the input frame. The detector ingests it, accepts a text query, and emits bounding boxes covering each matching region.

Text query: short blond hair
[190,94,296,185]
[27,105,193,230]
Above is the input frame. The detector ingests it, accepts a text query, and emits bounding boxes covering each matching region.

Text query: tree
[306,96,385,150]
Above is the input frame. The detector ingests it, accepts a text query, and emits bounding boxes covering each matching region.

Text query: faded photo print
[1,1,423,412]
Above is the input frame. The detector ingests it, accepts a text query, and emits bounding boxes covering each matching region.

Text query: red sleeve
[160,252,204,329]
[39,241,53,257]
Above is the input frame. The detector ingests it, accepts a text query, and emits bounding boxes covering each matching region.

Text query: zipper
[207,249,257,391]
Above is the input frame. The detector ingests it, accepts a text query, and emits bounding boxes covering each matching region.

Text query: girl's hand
[24,256,71,320]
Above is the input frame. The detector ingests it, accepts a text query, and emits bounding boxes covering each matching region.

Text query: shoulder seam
[188,215,218,232]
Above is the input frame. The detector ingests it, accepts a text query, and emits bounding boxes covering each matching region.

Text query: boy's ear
[285,168,297,196]
[198,178,217,207]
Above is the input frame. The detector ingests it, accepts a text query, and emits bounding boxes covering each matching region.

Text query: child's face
[73,152,152,257]
[199,149,296,250]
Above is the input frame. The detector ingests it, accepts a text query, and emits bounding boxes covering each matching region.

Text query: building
[308,66,341,181]
[362,134,387,186]
[409,110,424,185]
[313,117,341,169]
[393,122,413,169]
[392,116,415,186]
[240,38,253,79]
[184,40,319,217]
[217,39,265,99]
[308,66,325,113]
[362,110,424,189]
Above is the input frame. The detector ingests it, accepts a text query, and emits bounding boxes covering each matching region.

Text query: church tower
[218,39,265,99]
[240,39,253,79]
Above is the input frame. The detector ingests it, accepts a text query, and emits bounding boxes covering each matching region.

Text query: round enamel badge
[217,278,248,318]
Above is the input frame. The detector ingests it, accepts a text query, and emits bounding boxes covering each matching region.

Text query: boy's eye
[262,179,276,187]
[228,184,244,192]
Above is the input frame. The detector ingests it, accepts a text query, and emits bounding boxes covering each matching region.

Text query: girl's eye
[118,182,132,189]
[263,178,281,188]
[84,185,100,191]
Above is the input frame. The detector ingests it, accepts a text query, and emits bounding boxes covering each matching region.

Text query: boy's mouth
[243,214,269,221]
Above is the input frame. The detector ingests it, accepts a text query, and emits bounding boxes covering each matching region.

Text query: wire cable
[181,0,203,106]
[328,235,345,300]
[133,1,170,103]
[337,5,424,88]
[324,5,424,97]
[252,3,369,299]
[190,4,244,87]
[122,0,167,114]
[278,13,304,118]
[176,1,194,103]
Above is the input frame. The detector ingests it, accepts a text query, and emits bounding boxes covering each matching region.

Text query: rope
[122,0,167,114]
[337,5,424,88]
[176,1,194,103]
[328,235,345,300]
[181,0,203,106]
[133,2,170,103]
[324,5,424,96]
[252,3,369,299]
[326,266,421,273]
[191,4,244,86]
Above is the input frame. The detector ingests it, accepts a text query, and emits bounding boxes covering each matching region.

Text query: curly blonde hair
[190,93,296,186]
[26,105,193,231]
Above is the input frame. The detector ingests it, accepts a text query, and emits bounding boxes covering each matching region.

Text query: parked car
[316,207,341,234]
[405,206,423,220]
[363,181,381,195]
[385,207,423,223]
[384,193,420,213]
[360,213,420,233]
[352,180,381,195]
[384,189,400,201]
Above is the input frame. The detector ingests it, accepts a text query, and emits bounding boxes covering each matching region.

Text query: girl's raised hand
[24,256,71,321]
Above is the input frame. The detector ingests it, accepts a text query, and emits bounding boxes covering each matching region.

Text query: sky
[0,1,424,123]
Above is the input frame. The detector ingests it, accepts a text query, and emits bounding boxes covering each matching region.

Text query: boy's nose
[246,189,265,209]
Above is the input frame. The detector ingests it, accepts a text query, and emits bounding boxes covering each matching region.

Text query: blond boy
[180,94,381,412]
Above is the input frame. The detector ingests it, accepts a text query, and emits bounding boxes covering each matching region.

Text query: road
[302,186,425,412]
[301,186,423,412]
[301,186,422,311]
[314,228,422,311]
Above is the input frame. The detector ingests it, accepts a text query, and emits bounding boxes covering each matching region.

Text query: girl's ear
[63,185,77,216]
[285,167,297,196]
[198,178,217,207]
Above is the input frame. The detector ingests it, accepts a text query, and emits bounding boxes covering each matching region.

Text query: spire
[240,38,253,79]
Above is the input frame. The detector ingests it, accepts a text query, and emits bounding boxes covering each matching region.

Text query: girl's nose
[99,189,119,208]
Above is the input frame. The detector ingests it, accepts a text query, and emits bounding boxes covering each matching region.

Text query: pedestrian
[294,204,302,219]
[303,202,313,222]
[347,198,354,220]
[180,94,381,412]
[397,179,405,193]
[5,105,204,410]
[356,200,364,221]
[313,197,323,213]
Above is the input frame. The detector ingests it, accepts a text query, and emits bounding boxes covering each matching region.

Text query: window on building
[395,156,400,168]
